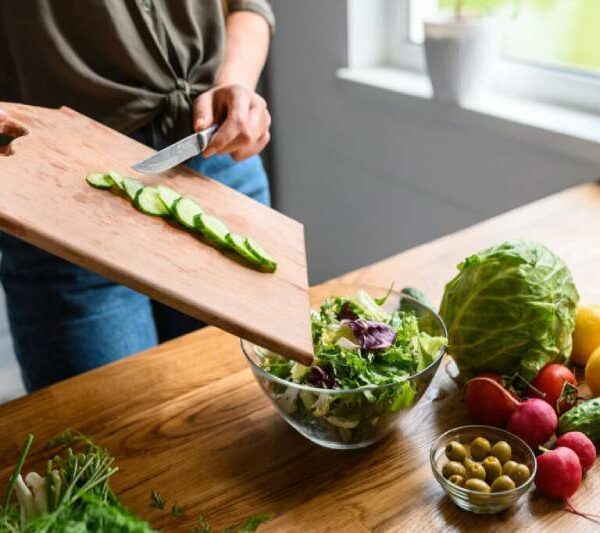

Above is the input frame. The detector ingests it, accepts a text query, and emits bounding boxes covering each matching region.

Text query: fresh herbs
[0,430,154,532]
[1,434,33,521]
[149,490,165,510]
[237,514,272,532]
[191,513,271,533]
[148,491,182,515]
[171,503,185,516]
[1,431,271,532]
[222,514,273,533]
[149,490,271,532]
[192,515,213,533]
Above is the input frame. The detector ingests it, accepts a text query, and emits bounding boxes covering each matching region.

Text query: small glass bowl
[242,286,447,450]
[430,425,536,514]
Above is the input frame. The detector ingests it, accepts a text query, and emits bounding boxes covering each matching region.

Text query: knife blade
[131,124,219,174]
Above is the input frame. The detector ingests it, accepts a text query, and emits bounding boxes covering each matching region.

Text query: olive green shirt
[0,0,274,142]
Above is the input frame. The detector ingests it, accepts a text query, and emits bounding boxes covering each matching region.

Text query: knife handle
[199,124,219,151]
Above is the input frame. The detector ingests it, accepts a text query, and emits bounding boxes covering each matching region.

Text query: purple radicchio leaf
[307,366,337,388]
[337,301,358,321]
[341,319,396,350]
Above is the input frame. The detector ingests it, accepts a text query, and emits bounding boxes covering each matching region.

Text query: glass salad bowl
[241,286,447,449]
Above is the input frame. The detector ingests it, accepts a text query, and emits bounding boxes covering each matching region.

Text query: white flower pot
[424,15,499,104]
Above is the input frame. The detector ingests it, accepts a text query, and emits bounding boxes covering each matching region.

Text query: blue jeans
[0,124,270,392]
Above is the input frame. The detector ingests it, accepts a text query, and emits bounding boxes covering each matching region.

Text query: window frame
[383,0,600,114]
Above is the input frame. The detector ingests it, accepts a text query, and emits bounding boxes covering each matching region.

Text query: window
[383,0,600,112]
[409,0,600,75]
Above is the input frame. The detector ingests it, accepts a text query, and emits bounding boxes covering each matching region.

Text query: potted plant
[424,1,512,104]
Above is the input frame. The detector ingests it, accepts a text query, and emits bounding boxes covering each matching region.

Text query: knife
[131,124,219,174]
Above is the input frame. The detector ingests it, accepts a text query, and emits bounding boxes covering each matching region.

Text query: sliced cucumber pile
[245,237,277,273]
[123,177,144,201]
[225,233,263,267]
[134,187,170,217]
[158,185,181,212]
[174,197,203,229]
[195,213,230,249]
[85,172,277,272]
[86,172,113,190]
[106,170,126,191]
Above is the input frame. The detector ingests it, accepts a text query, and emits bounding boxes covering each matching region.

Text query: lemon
[571,303,600,366]
[585,346,600,397]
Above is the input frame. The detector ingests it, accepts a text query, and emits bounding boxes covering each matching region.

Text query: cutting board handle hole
[0,113,28,156]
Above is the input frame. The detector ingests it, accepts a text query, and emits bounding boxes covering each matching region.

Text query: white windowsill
[336,66,600,166]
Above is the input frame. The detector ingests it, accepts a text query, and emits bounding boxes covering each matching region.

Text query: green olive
[448,474,465,487]
[510,464,531,486]
[502,460,518,478]
[470,437,491,460]
[490,441,512,464]
[482,456,503,483]
[463,457,476,469]
[445,440,467,462]
[464,478,491,493]
[465,461,486,481]
[442,461,466,479]
[491,475,516,492]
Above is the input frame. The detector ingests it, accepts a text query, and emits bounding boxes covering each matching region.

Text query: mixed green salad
[258,289,447,443]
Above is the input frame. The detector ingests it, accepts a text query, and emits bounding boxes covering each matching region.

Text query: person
[0,0,274,391]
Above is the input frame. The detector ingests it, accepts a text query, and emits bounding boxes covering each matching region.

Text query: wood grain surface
[1,183,600,531]
[0,102,313,365]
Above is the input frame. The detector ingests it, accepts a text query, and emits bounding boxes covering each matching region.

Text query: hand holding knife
[133,84,272,174]
[132,125,219,174]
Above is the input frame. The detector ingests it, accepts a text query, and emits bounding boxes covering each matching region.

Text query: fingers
[227,103,263,155]
[231,131,270,161]
[201,85,271,160]
[203,87,250,157]
[219,103,271,160]
[193,91,215,132]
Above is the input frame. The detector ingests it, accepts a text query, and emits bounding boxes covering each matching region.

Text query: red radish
[465,373,519,427]
[536,447,600,522]
[508,398,558,449]
[556,432,597,473]
[531,363,577,413]
[535,447,582,499]
[466,377,557,447]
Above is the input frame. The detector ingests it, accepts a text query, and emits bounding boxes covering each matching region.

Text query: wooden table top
[1,183,599,532]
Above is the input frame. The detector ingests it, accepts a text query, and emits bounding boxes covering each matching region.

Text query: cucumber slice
[123,177,144,201]
[195,213,230,248]
[133,187,170,217]
[157,185,181,212]
[245,238,277,272]
[86,172,113,189]
[173,197,203,229]
[106,170,126,191]
[226,233,263,266]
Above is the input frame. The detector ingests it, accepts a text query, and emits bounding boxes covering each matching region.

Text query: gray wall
[268,0,599,283]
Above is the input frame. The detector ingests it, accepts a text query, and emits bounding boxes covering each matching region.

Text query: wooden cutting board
[0,102,313,365]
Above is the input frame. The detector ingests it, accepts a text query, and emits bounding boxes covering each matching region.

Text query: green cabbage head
[439,240,579,382]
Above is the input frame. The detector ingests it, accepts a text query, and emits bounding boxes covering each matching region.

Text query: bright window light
[409,0,600,76]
